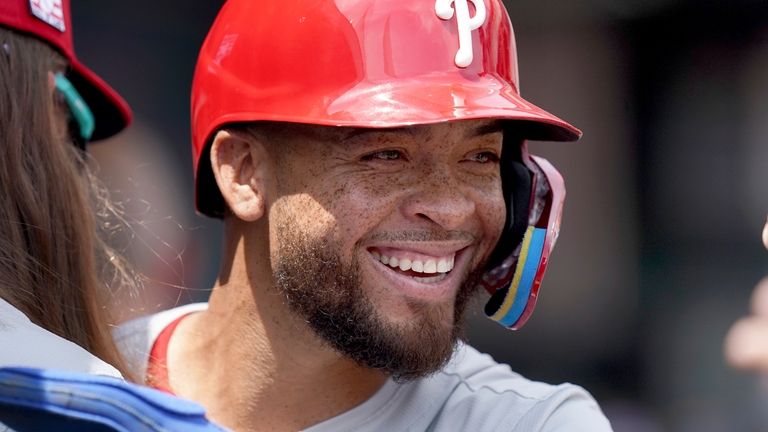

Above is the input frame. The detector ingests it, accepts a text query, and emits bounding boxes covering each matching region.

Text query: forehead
[270,119,504,144]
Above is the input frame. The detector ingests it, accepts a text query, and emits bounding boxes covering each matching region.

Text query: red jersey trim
[146,313,190,395]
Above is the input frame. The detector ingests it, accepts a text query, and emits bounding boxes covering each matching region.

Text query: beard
[273,226,483,381]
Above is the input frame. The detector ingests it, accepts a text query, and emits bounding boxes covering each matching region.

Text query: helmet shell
[191,0,580,216]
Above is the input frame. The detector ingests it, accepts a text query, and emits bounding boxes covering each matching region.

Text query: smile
[368,247,458,284]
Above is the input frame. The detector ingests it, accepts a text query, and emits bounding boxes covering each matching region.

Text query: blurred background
[71,1,768,430]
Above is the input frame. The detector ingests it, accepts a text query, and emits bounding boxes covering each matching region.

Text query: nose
[399,165,476,230]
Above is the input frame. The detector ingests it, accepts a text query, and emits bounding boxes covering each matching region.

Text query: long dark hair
[0,27,135,378]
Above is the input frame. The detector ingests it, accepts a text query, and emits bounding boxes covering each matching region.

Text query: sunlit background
[72,1,768,430]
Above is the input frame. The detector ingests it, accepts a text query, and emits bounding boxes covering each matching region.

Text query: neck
[166,221,387,431]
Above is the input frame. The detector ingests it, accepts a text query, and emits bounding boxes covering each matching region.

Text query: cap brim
[67,59,132,141]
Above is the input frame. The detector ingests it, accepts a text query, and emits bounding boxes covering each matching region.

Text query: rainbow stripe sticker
[488,226,546,327]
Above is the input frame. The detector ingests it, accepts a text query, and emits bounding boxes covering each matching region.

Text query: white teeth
[372,251,455,275]
[424,260,437,274]
[437,259,449,273]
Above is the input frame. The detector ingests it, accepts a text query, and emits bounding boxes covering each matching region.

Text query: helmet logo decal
[435,0,487,68]
[29,0,66,32]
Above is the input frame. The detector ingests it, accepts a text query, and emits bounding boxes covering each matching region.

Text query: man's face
[265,119,506,379]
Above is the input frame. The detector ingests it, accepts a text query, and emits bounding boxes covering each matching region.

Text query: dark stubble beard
[273,228,483,381]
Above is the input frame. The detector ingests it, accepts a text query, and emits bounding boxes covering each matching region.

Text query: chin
[273,224,483,380]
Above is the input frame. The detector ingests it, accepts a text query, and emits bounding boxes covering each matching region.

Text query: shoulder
[113,303,208,380]
[405,343,613,432]
[311,343,612,432]
[0,298,121,378]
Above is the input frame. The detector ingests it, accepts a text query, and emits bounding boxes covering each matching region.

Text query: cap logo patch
[29,0,66,32]
[435,0,486,68]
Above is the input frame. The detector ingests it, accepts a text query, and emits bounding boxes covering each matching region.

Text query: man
[724,219,768,370]
[117,0,612,430]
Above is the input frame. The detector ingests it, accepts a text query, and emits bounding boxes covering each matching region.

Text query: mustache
[366,230,477,243]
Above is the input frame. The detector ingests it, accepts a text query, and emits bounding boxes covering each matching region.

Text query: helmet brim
[201,73,580,148]
[193,73,580,218]
[321,76,582,142]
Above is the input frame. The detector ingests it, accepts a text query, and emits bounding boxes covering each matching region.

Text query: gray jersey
[0,298,121,378]
[116,303,612,432]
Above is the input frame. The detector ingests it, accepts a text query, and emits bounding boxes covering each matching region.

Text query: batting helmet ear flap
[481,150,565,330]
[483,154,530,318]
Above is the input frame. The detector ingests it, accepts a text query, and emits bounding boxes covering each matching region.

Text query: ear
[209,130,270,222]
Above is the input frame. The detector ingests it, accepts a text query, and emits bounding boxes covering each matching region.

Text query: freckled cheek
[269,193,338,241]
[269,182,400,262]
[328,186,401,246]
[477,190,507,253]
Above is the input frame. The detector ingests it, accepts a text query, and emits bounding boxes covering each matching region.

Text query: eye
[467,151,500,164]
[361,149,406,162]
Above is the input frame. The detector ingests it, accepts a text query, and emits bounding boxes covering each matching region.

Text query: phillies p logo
[435,0,487,68]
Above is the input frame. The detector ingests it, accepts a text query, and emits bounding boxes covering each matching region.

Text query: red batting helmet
[191,0,580,330]
[0,0,131,140]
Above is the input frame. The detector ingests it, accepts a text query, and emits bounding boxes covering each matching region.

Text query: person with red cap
[0,2,231,430]
[117,0,613,430]
[0,0,134,376]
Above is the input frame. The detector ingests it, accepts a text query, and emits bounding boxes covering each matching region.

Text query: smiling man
[117,0,612,430]
[254,120,507,382]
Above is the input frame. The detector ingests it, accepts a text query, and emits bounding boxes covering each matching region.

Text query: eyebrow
[471,120,504,137]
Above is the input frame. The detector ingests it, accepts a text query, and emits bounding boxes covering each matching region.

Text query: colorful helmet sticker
[486,226,546,326]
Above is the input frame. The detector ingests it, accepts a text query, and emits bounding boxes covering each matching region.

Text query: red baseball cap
[0,0,131,140]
